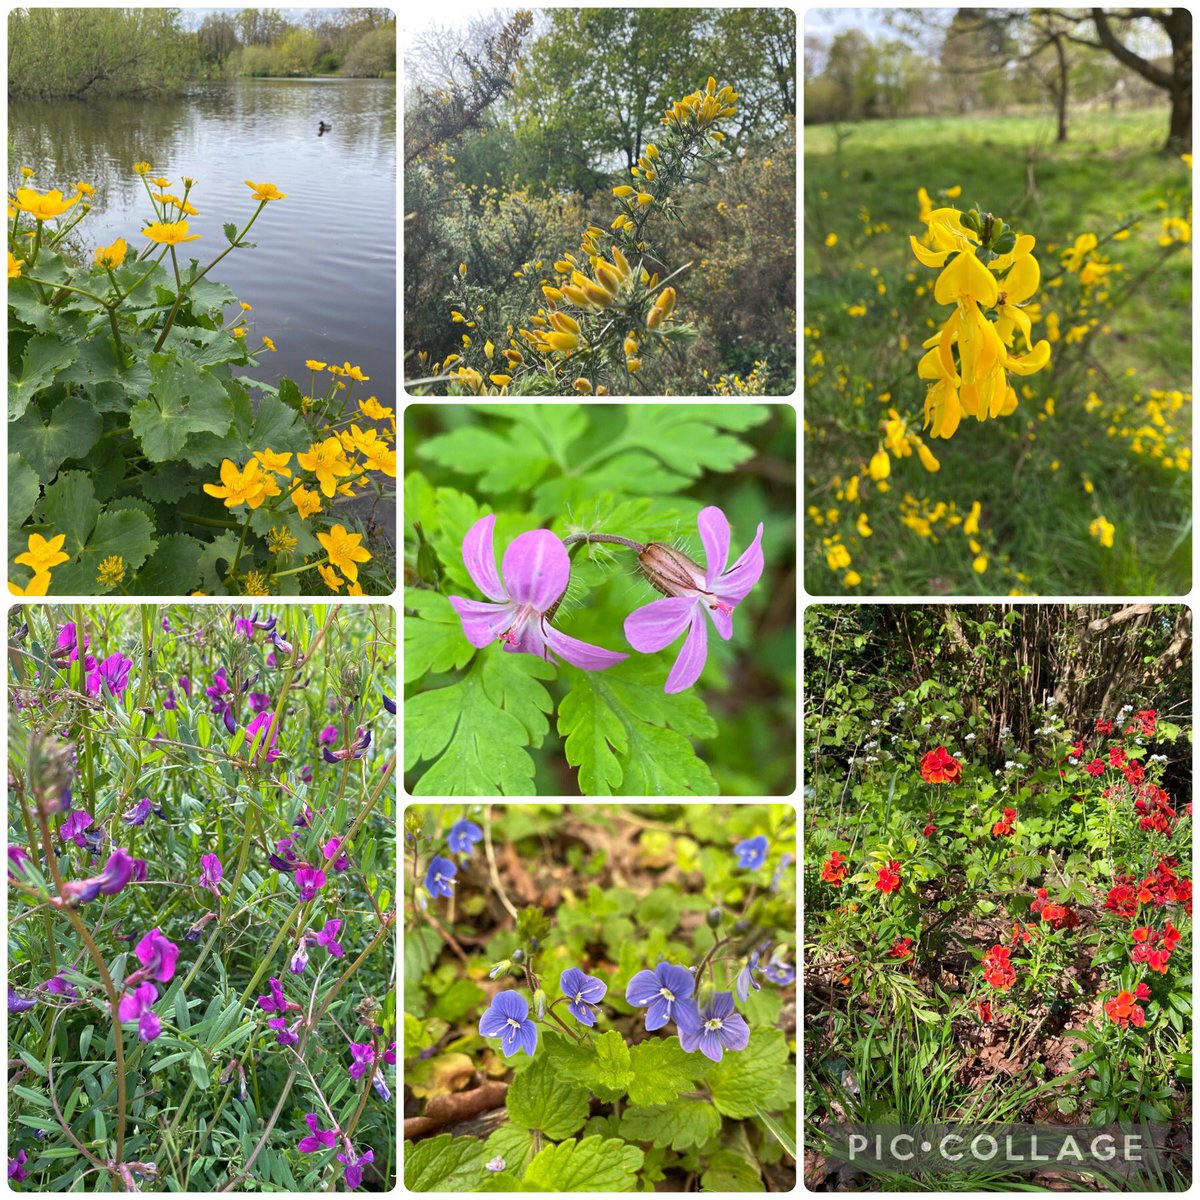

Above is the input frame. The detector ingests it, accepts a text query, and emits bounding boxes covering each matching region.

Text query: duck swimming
[318,120,332,135]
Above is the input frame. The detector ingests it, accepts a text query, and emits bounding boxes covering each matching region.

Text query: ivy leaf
[505,1054,590,1140]
[541,1031,632,1101]
[705,1026,789,1119]
[10,395,103,482]
[9,454,41,530]
[618,1098,721,1150]
[403,1133,484,1191]
[523,1135,643,1192]
[558,657,717,796]
[404,589,475,684]
[627,1036,704,1106]
[420,425,552,493]
[130,351,233,461]
[9,335,79,421]
[406,652,553,796]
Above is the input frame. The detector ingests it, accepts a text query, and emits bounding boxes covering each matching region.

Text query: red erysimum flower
[981,944,1016,990]
[888,937,914,959]
[1083,758,1106,777]
[1104,988,1148,1028]
[1068,740,1085,759]
[1131,923,1183,974]
[875,860,902,894]
[919,745,962,784]
[1127,709,1156,737]
[1108,746,1127,768]
[922,823,937,838]
[978,998,992,1023]
[1096,718,1114,735]
[1104,880,1139,919]
[821,850,849,887]
[991,807,1017,837]
[1123,761,1146,787]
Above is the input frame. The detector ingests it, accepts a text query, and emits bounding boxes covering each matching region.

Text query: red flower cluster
[922,822,937,838]
[1108,746,1127,768]
[888,937,914,959]
[1010,921,1040,946]
[1104,982,1151,1028]
[1095,718,1114,735]
[991,807,1017,837]
[1131,923,1182,974]
[1134,784,1176,837]
[920,746,962,784]
[875,859,902,893]
[1104,879,1139,919]
[821,850,848,887]
[1083,759,1106,777]
[1125,709,1157,737]
[978,998,993,1023]
[1104,858,1193,919]
[1029,888,1081,930]
[981,944,1016,990]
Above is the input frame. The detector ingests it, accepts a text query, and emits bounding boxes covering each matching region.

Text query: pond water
[9,77,396,406]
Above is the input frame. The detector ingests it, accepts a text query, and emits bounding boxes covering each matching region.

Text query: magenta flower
[319,725,339,746]
[322,726,370,764]
[624,506,763,693]
[338,1145,374,1189]
[383,1040,397,1064]
[314,919,344,957]
[268,1016,300,1045]
[199,853,223,897]
[348,1042,375,1079]
[42,973,78,1000]
[123,797,164,825]
[297,1113,338,1153]
[60,810,93,848]
[290,941,310,974]
[118,982,162,1042]
[295,865,326,900]
[449,515,626,670]
[9,1150,28,1181]
[135,928,179,983]
[59,848,135,906]
[257,977,288,1013]
[8,845,31,880]
[322,837,349,872]
[245,711,280,762]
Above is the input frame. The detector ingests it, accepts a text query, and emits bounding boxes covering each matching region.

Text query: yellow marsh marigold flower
[245,180,287,202]
[318,564,344,593]
[267,526,298,558]
[9,252,24,279]
[96,555,125,587]
[203,459,270,509]
[305,359,327,370]
[9,572,51,596]
[232,327,246,339]
[15,187,79,221]
[94,238,128,269]
[297,437,354,497]
[254,449,293,478]
[340,362,369,382]
[15,532,70,574]
[1090,516,1115,548]
[359,395,393,420]
[240,302,252,312]
[243,570,269,596]
[150,177,172,188]
[262,336,276,352]
[74,181,94,197]
[290,484,323,519]
[143,220,200,245]
[133,161,152,175]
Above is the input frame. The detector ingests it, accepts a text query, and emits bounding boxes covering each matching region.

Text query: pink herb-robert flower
[449,515,626,670]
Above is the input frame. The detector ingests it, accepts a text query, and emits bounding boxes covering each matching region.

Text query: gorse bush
[409,77,745,396]
[8,166,396,597]
[7,604,396,1192]
[404,804,796,1192]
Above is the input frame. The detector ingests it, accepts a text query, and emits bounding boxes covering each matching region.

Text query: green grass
[804,109,1191,596]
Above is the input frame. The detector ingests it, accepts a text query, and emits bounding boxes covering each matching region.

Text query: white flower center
[660,987,675,1002]
[506,1017,521,1030]
[575,991,585,1003]
[705,1017,723,1031]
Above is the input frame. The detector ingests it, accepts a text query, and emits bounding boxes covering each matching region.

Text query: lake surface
[9,77,396,405]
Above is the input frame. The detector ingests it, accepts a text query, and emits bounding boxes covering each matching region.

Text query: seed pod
[638,542,703,597]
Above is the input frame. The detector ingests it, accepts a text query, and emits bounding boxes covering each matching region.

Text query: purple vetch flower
[163,686,177,710]
[383,1041,397,1065]
[186,912,216,941]
[8,1150,28,1182]
[59,810,93,848]
[559,967,607,1026]
[57,622,89,662]
[234,617,255,638]
[449,515,627,670]
[382,694,397,715]
[295,865,326,900]
[290,941,310,974]
[248,692,272,714]
[734,835,769,871]
[244,711,280,762]
[322,836,349,872]
[447,818,483,858]
[135,928,179,983]
[8,845,31,879]
[322,726,370,764]
[424,855,456,899]
[478,990,538,1056]
[269,838,299,873]
[122,797,164,825]
[178,675,191,697]
[257,977,293,1014]
[92,652,133,698]
[337,1145,374,1189]
[199,853,223,897]
[59,848,136,906]
[131,858,148,883]
[9,988,37,1013]
[271,631,293,656]
[314,919,344,958]
[42,973,79,1000]
[268,1017,300,1045]
[118,982,162,1042]
[297,1113,338,1153]
[735,950,763,1003]
[298,764,313,784]
[348,1042,376,1079]
[624,962,700,1032]
[623,506,764,694]
[318,725,339,746]
[676,991,749,1063]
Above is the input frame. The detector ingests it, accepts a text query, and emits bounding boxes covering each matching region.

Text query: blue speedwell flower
[762,952,796,985]
[677,991,750,1063]
[478,990,538,1056]
[734,835,769,870]
[625,962,699,1031]
[735,950,762,1003]
[424,855,456,899]
[559,967,607,1026]
[447,818,483,858]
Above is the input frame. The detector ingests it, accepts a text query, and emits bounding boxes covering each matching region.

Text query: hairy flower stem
[561,532,646,552]
[544,1007,584,1044]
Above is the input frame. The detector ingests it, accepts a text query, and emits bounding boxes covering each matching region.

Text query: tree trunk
[1167,80,1191,153]
[1053,34,1068,143]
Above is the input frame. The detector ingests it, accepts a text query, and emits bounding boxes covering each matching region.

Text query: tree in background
[197,12,239,72]
[8,7,198,99]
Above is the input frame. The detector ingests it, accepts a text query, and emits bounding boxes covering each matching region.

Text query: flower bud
[638,542,704,598]
[488,959,511,980]
[573,378,592,394]
[655,287,676,318]
[646,306,663,331]
[612,185,634,198]
[868,449,890,481]
[511,947,525,964]
[706,907,723,928]
[534,988,547,1019]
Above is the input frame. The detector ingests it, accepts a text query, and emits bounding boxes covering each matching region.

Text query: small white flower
[1005,760,1017,770]
[965,733,976,742]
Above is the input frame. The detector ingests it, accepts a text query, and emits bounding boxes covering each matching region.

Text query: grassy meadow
[804,109,1191,596]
